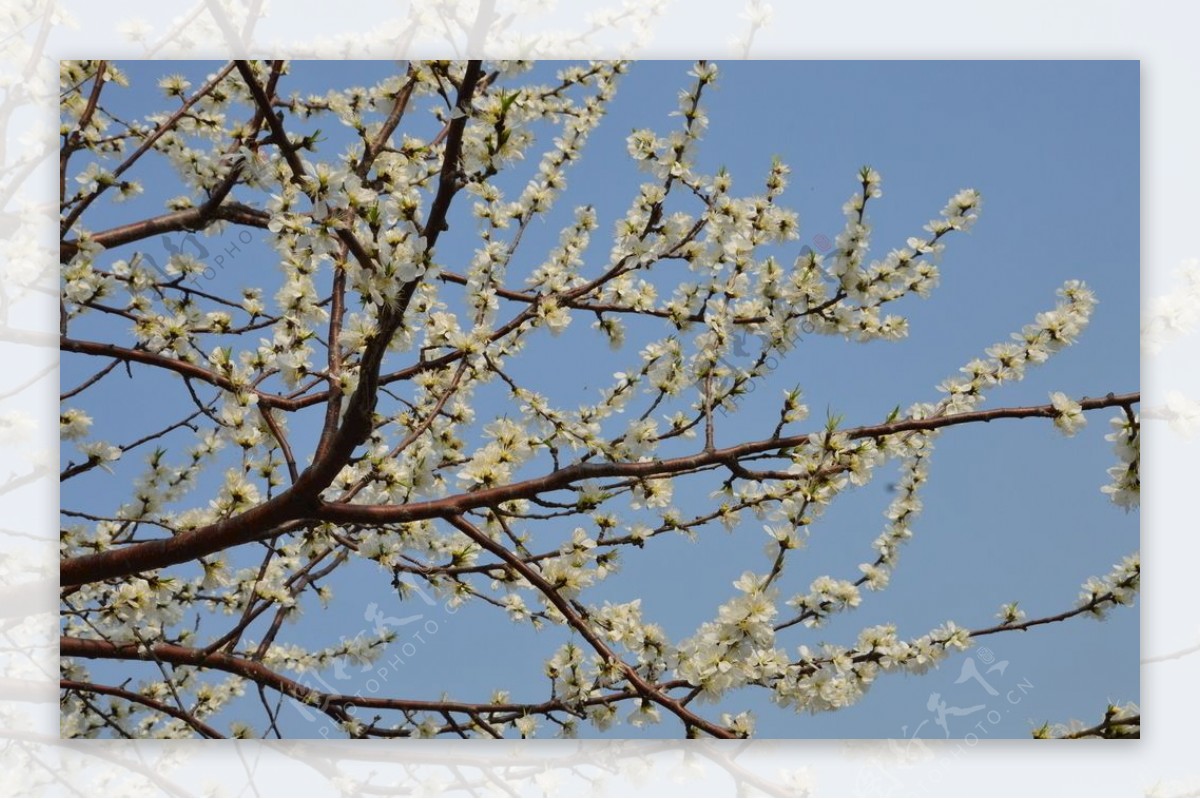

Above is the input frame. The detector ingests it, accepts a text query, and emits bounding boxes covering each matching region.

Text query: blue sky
[62,60,1139,739]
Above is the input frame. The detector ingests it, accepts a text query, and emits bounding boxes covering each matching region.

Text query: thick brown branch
[60,201,269,263]
[59,635,690,736]
[60,61,106,206]
[60,392,1138,586]
[60,335,298,410]
[320,392,1140,527]
[60,62,239,237]
[444,514,736,739]
[60,62,489,588]
[60,678,225,739]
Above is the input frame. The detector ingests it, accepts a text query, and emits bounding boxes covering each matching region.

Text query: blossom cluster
[58,59,1136,739]
[1101,412,1140,510]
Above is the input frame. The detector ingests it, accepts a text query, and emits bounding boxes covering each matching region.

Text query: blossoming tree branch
[59,59,1139,739]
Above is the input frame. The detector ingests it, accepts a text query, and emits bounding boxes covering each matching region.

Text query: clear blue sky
[63,60,1139,739]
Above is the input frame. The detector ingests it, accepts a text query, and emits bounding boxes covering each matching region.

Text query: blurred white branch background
[1,0,1194,795]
